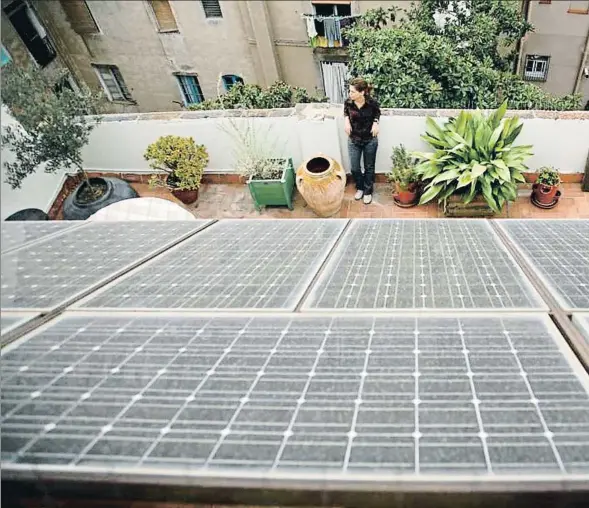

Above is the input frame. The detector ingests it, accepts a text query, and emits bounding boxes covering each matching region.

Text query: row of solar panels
[2,219,589,492]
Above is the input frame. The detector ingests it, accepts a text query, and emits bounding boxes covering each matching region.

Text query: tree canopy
[1,65,102,189]
[346,0,581,110]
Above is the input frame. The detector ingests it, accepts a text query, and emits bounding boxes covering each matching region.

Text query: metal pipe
[573,26,589,95]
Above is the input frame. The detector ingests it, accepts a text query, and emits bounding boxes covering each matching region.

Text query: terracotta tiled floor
[132,182,589,219]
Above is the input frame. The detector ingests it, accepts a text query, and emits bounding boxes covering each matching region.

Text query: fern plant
[415,101,532,212]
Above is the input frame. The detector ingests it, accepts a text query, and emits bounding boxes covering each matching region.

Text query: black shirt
[344,97,381,142]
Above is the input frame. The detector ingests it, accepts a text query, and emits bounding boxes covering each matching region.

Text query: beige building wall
[521,0,589,103]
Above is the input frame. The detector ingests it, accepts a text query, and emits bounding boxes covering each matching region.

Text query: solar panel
[303,220,545,312]
[77,220,347,311]
[573,313,589,346]
[1,221,81,253]
[498,220,589,312]
[0,221,210,311]
[1,313,38,345]
[2,313,588,478]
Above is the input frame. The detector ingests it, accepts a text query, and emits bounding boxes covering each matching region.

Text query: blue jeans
[348,137,378,194]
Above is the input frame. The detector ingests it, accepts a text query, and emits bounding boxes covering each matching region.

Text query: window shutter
[201,0,222,18]
[150,0,178,31]
[59,0,99,34]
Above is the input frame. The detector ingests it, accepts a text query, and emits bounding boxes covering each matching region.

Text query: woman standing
[344,78,381,205]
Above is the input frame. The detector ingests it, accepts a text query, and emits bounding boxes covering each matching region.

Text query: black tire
[62,177,138,220]
[5,209,49,221]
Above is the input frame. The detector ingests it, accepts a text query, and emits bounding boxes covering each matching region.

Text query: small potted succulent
[388,144,420,207]
[532,166,561,208]
[144,135,209,206]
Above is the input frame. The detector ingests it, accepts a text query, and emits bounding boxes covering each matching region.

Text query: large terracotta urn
[296,154,346,217]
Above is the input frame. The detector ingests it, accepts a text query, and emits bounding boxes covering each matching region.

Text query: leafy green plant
[344,1,581,110]
[388,144,419,190]
[1,64,103,192]
[536,166,560,187]
[220,118,287,180]
[415,101,532,212]
[189,81,327,111]
[144,135,209,191]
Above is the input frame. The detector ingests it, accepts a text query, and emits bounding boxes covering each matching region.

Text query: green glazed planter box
[247,158,295,211]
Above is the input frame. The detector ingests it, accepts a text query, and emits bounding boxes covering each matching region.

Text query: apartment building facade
[1,0,588,112]
[518,0,589,106]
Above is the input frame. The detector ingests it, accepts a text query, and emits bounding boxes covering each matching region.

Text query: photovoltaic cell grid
[1,221,80,253]
[303,220,544,311]
[79,220,346,311]
[573,314,589,347]
[0,221,208,311]
[2,314,589,475]
[498,220,589,311]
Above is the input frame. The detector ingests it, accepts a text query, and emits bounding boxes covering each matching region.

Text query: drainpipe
[515,0,532,75]
[573,26,589,95]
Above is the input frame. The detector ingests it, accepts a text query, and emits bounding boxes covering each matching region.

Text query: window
[1,45,12,67]
[93,64,133,101]
[176,74,204,105]
[201,0,222,18]
[3,0,56,67]
[568,1,589,14]
[54,73,80,95]
[312,2,351,37]
[524,55,550,81]
[149,0,178,32]
[59,0,99,34]
[222,74,244,90]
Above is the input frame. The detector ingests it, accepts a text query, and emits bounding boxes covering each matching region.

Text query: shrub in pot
[415,102,532,216]
[388,144,420,207]
[221,119,295,211]
[532,166,561,207]
[144,135,209,206]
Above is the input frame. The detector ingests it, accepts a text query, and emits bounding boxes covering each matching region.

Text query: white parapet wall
[2,105,588,219]
[1,106,66,221]
[82,105,589,176]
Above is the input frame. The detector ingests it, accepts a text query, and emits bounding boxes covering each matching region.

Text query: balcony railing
[304,15,359,49]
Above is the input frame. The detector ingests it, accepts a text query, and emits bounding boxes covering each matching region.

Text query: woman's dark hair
[350,77,373,97]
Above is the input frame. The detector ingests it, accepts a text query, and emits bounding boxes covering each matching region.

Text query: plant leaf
[419,183,443,204]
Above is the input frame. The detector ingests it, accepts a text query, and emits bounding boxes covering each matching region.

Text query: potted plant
[532,166,561,208]
[144,135,209,206]
[221,119,295,211]
[1,65,138,220]
[388,144,420,207]
[415,102,532,217]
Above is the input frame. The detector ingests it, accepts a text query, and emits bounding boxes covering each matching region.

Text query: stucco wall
[80,105,589,176]
[1,107,66,221]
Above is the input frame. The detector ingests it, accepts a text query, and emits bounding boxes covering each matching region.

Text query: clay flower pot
[393,182,418,208]
[532,183,558,205]
[171,188,199,205]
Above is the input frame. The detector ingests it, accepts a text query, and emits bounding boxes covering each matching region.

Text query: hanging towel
[333,19,342,46]
[306,16,318,38]
[323,18,337,48]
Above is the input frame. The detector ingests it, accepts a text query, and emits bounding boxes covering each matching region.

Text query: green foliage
[388,144,419,190]
[189,81,327,111]
[1,64,102,189]
[536,166,560,187]
[144,135,209,191]
[345,0,581,110]
[415,101,532,212]
[219,118,286,180]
